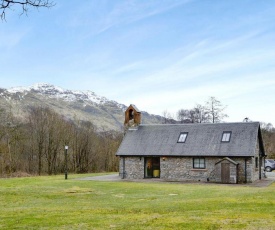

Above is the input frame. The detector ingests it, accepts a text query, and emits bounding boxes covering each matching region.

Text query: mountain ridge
[0,83,163,131]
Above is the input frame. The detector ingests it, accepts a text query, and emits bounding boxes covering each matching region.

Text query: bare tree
[260,122,275,159]
[98,131,121,172]
[205,97,228,123]
[0,106,26,175]
[260,122,274,132]
[177,109,192,123]
[44,109,67,175]
[1,0,55,20]
[191,104,210,123]
[177,104,209,124]
[71,121,97,173]
[0,104,125,177]
[28,107,49,175]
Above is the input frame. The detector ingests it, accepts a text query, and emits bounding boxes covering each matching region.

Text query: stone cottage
[116,105,266,183]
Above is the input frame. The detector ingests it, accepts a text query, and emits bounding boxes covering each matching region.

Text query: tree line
[260,122,275,159]
[0,106,122,177]
[1,97,274,177]
[162,97,228,124]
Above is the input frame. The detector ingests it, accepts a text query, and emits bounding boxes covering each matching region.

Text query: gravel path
[77,174,121,181]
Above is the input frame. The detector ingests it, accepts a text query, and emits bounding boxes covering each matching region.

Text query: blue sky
[1,0,275,125]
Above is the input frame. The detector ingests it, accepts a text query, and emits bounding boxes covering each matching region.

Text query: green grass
[0,174,275,230]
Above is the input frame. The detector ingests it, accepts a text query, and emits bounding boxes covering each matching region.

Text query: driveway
[78,173,121,181]
[266,171,275,178]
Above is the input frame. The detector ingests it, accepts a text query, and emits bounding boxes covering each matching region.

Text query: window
[255,157,258,168]
[221,131,231,142]
[193,158,205,169]
[178,132,188,143]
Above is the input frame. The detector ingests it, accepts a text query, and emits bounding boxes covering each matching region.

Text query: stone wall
[119,156,144,179]
[119,156,262,183]
[160,157,215,182]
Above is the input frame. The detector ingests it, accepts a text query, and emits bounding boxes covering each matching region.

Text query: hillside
[0,83,163,131]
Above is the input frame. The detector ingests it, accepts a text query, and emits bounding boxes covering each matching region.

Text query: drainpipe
[122,157,125,179]
[244,158,247,183]
[236,164,239,184]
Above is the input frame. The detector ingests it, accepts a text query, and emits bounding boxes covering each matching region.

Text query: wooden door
[221,163,230,183]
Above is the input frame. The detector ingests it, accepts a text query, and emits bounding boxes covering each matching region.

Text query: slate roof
[116,122,264,157]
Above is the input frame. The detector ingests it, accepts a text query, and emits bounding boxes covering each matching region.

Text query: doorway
[144,157,160,178]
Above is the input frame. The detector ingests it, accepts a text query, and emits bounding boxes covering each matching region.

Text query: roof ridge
[140,122,260,127]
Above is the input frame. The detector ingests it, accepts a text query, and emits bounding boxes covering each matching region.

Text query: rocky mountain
[0,83,163,131]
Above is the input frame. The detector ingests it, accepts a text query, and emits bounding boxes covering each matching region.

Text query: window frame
[193,157,206,169]
[221,131,232,143]
[177,132,188,143]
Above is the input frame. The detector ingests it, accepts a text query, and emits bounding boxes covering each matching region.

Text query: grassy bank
[0,174,274,229]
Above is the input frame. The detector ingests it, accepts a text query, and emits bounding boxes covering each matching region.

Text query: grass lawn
[0,173,275,230]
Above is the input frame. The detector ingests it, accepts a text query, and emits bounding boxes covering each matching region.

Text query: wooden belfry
[124,104,141,128]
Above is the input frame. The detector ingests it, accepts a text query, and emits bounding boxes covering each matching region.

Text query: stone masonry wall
[160,157,214,182]
[119,156,260,183]
[119,157,144,179]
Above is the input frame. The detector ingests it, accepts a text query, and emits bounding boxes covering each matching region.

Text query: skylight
[178,132,188,143]
[221,131,231,142]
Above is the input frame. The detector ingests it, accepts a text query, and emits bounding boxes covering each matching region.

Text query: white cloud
[94,0,193,35]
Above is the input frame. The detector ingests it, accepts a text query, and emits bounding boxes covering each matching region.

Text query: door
[221,163,230,183]
[144,157,160,178]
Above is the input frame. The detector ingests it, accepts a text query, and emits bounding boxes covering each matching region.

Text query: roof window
[221,131,231,142]
[178,132,188,143]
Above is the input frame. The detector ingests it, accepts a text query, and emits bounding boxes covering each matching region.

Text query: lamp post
[65,145,68,180]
